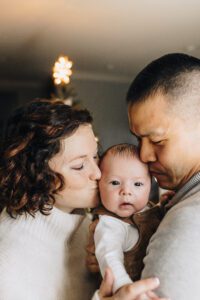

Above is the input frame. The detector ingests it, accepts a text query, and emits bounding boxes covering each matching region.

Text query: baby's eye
[134,182,143,187]
[110,180,120,186]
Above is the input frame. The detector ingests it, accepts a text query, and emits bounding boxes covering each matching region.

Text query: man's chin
[156,179,176,190]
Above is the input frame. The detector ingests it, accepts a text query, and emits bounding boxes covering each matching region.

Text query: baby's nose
[120,185,132,196]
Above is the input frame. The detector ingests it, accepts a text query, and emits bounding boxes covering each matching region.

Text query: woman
[0,99,167,300]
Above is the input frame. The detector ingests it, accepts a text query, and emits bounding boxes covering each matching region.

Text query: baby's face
[99,154,151,217]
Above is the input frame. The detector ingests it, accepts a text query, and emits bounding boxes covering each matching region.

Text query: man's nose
[140,140,156,163]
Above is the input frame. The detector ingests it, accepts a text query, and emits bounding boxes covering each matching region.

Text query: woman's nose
[89,162,101,180]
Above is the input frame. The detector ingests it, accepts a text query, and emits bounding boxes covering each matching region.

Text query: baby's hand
[159,191,175,204]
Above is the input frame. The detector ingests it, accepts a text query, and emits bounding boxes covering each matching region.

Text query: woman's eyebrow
[69,147,98,162]
[69,155,87,162]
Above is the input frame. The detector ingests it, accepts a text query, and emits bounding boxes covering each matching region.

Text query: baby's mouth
[119,202,133,208]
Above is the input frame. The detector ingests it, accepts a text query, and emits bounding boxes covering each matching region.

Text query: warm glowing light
[54,78,61,85]
[53,56,73,85]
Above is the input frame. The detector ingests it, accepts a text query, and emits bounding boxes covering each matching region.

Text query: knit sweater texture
[142,172,200,300]
[0,207,98,300]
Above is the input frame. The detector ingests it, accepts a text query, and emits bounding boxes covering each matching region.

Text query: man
[126,53,200,299]
[92,52,200,299]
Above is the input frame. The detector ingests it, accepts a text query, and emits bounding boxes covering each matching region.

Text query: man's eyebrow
[129,129,163,138]
[129,129,149,138]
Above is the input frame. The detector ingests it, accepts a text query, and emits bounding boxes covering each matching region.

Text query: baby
[89,143,163,293]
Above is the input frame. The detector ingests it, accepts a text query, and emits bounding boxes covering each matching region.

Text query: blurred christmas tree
[50,55,100,146]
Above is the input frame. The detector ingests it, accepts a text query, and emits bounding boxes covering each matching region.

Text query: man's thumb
[99,268,114,297]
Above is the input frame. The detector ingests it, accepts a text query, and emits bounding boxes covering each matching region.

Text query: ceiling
[1,0,200,83]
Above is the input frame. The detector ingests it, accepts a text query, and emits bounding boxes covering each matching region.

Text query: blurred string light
[52,55,74,105]
[53,56,73,85]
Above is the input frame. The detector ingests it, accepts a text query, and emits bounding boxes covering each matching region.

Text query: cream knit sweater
[0,207,98,300]
[142,172,200,300]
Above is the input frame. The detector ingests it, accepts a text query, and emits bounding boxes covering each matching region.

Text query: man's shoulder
[142,187,200,300]
[168,188,200,218]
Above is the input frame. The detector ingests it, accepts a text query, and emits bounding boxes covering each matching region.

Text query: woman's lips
[91,186,98,189]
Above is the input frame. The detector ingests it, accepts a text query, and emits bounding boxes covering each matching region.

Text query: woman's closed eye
[93,154,99,163]
[71,164,84,171]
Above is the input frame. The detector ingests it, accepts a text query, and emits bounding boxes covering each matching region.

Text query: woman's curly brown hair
[0,99,93,217]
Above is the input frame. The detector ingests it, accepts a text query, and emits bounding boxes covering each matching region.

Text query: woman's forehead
[59,125,97,161]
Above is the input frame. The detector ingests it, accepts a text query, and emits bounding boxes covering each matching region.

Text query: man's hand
[98,268,170,300]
